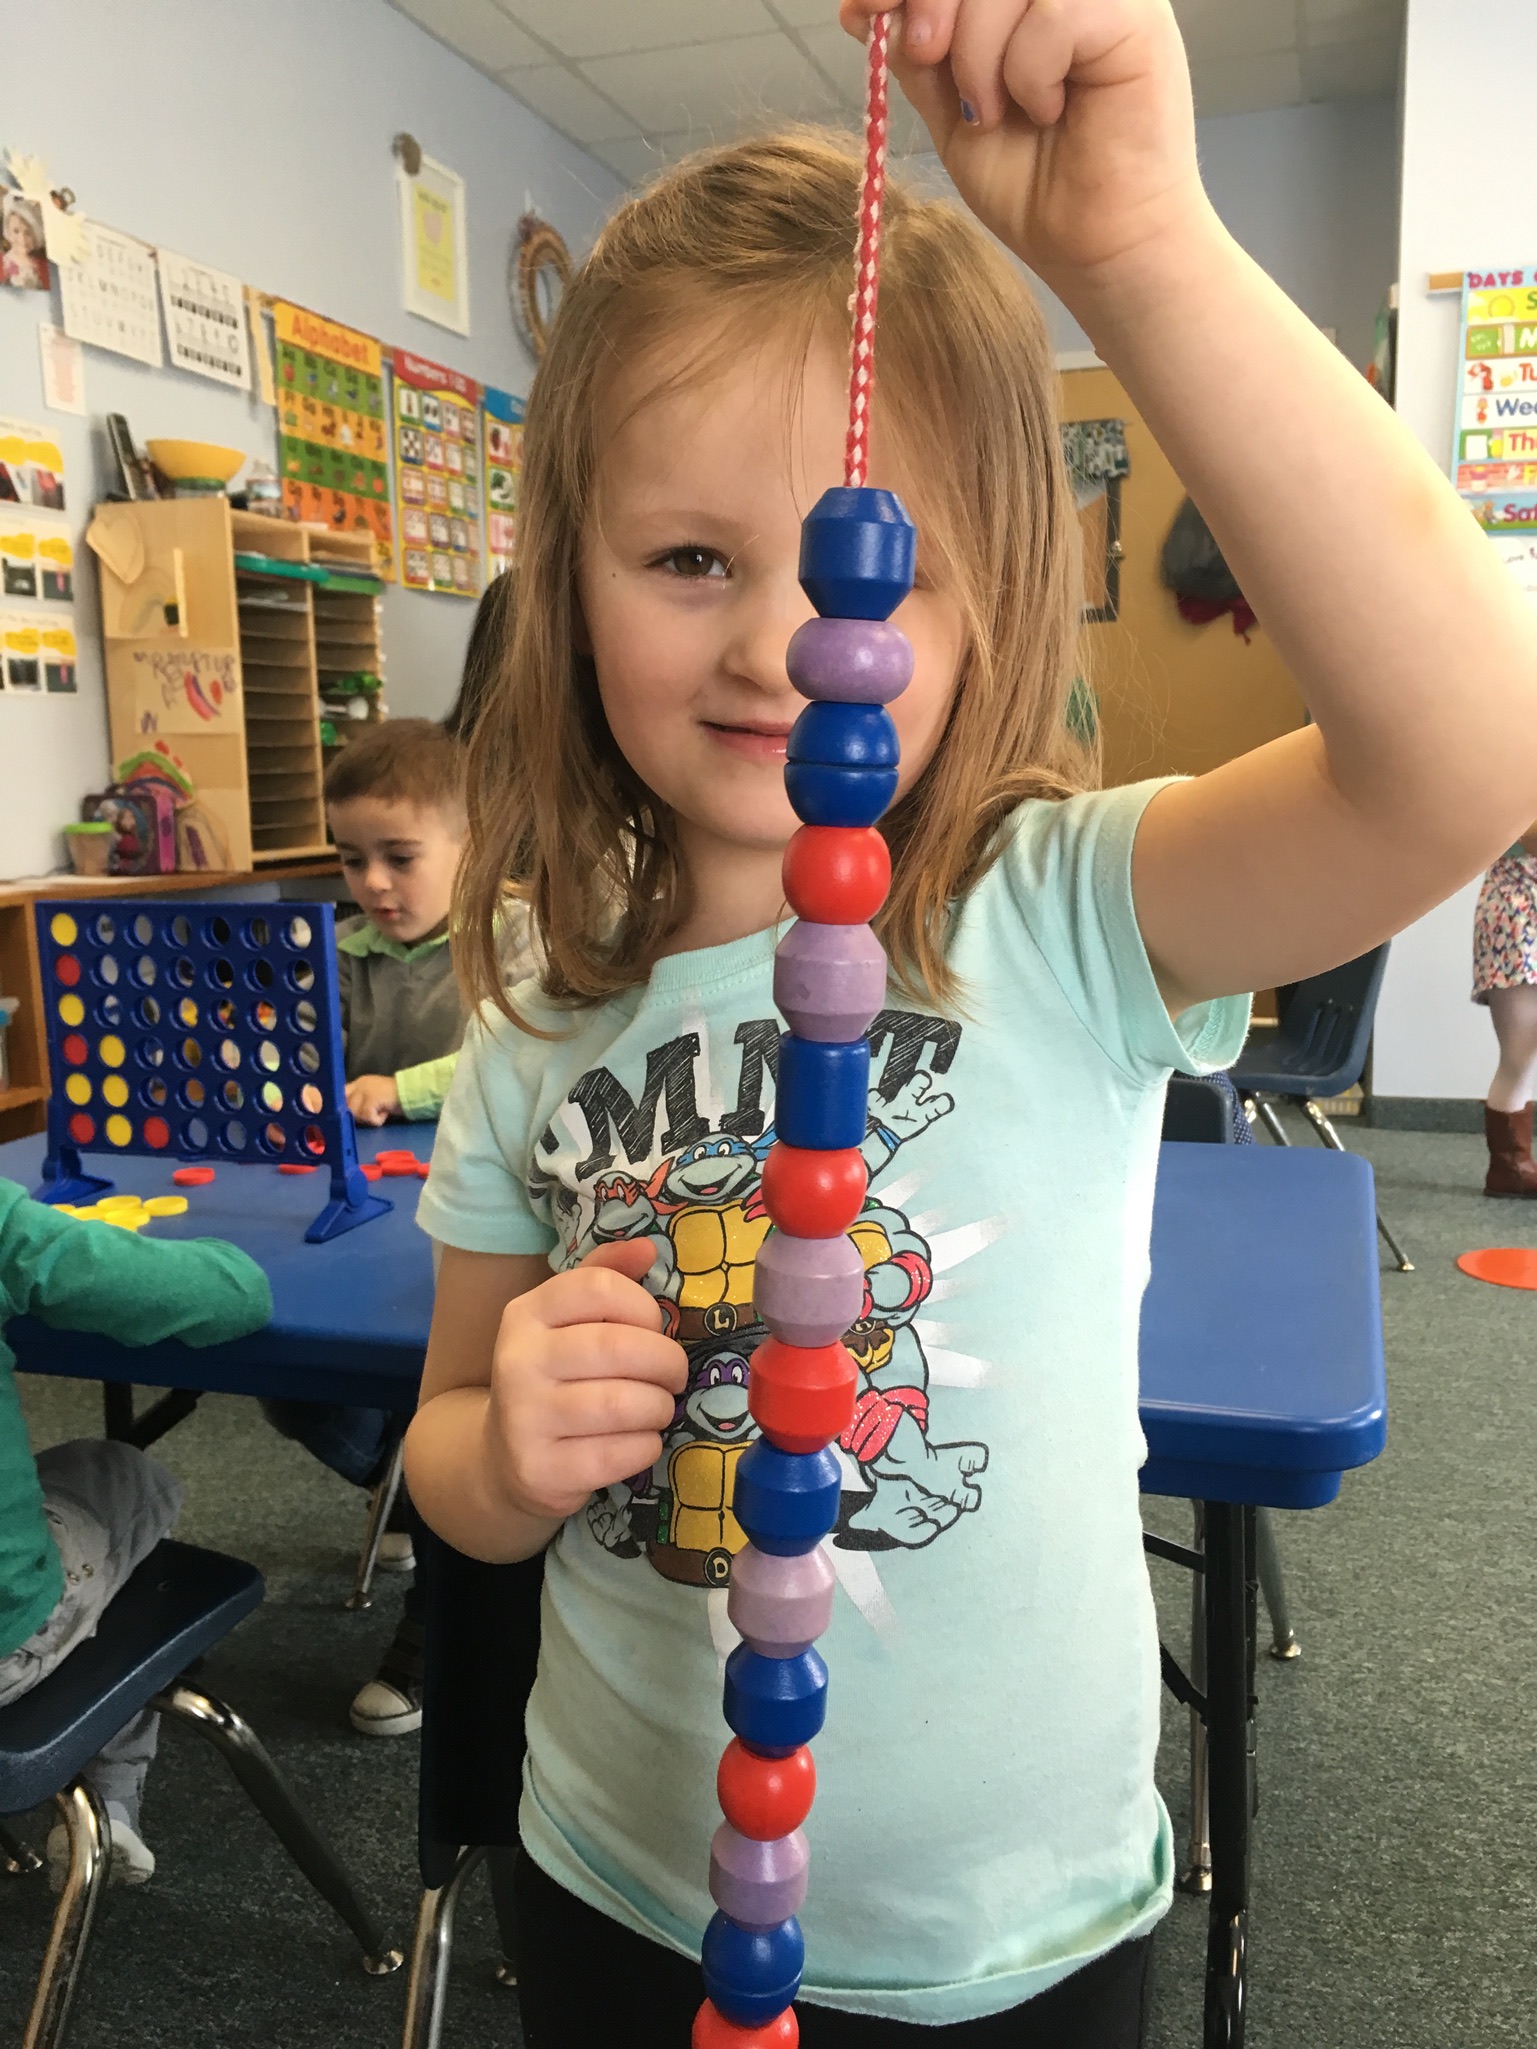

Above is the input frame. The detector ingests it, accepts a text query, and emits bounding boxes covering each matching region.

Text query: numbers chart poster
[272,302,392,576]
[483,385,524,579]
[1452,266,1537,598]
[391,349,483,595]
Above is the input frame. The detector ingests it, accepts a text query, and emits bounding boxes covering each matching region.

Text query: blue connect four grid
[33,899,390,1243]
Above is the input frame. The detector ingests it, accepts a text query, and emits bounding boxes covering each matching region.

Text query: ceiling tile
[504,0,776,60]
[1172,0,1298,63]
[1300,35,1400,98]
[580,31,836,135]
[389,0,547,71]
[795,20,872,101]
[499,62,641,144]
[590,132,692,182]
[1189,49,1305,116]
[767,0,854,24]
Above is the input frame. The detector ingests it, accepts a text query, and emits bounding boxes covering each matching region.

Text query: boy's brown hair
[456,129,1090,1030]
[325,718,465,819]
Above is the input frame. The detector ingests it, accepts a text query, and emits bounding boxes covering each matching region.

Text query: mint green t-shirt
[417,779,1250,2026]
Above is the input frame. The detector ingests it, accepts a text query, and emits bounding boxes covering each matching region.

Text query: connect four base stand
[33,899,392,1246]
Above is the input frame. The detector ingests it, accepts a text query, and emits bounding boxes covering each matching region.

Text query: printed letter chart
[1453,267,1537,598]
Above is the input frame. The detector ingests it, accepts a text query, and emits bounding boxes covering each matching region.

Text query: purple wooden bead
[729,1543,836,1656]
[774,922,887,1043]
[787,618,914,704]
[709,1823,810,1930]
[754,1231,865,1347]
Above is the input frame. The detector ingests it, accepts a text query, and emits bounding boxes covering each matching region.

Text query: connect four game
[34,899,391,1243]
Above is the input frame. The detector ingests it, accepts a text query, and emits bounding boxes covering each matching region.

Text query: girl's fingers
[1000,0,1082,127]
[579,1236,658,1284]
[552,1375,677,1442]
[947,0,1033,128]
[838,1,963,67]
[548,1320,688,1390]
[532,1258,666,1332]
[546,1432,666,1502]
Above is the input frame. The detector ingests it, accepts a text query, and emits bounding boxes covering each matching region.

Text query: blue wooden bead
[785,763,898,827]
[733,1440,843,1554]
[775,1035,869,1150]
[788,700,899,769]
[701,1912,805,2028]
[723,1644,829,1750]
[799,486,917,621]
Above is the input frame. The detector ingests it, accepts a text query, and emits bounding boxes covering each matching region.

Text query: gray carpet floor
[3,1117,1534,2046]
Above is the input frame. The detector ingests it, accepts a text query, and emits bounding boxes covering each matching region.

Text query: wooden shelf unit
[91,500,383,869]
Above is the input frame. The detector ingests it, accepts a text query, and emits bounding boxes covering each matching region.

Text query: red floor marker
[1457,1246,1537,1289]
[172,1166,216,1187]
[278,1162,319,1176]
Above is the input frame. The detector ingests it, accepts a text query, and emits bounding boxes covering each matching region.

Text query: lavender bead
[787,618,914,704]
[729,1543,836,1656]
[754,1231,865,1348]
[709,1823,810,1929]
[774,922,887,1043]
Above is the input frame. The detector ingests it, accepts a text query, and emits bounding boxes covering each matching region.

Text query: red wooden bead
[694,1999,799,2048]
[749,1337,858,1452]
[782,826,890,925]
[717,1739,816,1840]
[760,1143,867,1237]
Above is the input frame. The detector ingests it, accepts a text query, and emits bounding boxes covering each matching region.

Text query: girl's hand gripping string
[841,0,1207,292]
[484,1238,689,1526]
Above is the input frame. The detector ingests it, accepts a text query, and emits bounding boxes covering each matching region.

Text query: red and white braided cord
[844,12,892,490]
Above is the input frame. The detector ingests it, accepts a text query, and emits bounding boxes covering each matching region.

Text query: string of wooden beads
[694,18,911,2046]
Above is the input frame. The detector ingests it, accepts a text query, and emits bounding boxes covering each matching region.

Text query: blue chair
[0,1539,402,2048]
[1230,943,1412,1271]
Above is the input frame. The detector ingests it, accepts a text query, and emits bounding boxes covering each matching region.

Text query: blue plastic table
[3,1130,1385,2049]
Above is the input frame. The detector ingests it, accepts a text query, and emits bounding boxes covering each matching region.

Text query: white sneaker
[349,1677,423,1737]
[46,1805,155,1893]
[375,1530,415,1573]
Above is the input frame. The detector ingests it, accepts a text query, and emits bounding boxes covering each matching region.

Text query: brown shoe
[1484,1104,1537,1195]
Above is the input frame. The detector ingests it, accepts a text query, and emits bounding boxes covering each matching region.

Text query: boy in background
[0,1187,270,1885]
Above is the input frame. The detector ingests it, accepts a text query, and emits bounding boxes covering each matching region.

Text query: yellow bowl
[145,439,247,484]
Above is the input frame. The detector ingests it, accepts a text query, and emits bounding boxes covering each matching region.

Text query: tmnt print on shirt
[528,1009,994,1592]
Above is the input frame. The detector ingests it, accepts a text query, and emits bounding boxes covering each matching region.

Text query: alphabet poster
[1453,266,1537,598]
[390,348,482,595]
[272,301,392,576]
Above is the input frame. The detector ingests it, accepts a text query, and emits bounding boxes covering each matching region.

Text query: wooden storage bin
[88,500,384,868]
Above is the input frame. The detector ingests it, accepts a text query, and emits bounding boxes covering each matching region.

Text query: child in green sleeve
[0,1181,270,1886]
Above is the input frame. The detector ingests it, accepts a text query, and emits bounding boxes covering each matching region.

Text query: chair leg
[3,1818,43,1874]
[155,1681,403,1976]
[1249,1095,1291,1147]
[486,1846,519,1986]
[402,1845,485,2049]
[349,1438,405,1612]
[1178,1503,1213,1897]
[1302,1099,1414,1271]
[1254,1508,1300,1661]
[22,1781,111,2049]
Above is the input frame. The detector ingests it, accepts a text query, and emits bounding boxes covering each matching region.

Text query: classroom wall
[1017,96,1401,372]
[0,0,621,882]
[1372,0,1537,1106]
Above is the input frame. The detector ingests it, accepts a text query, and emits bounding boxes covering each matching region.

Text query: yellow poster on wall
[398,154,469,337]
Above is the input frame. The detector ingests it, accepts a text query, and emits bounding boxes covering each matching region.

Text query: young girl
[1473,825,1537,1194]
[407,2,1537,2041]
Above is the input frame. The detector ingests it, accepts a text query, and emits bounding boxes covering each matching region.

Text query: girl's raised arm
[846,0,1537,1009]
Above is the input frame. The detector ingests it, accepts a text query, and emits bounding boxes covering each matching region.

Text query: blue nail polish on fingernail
[960,99,978,124]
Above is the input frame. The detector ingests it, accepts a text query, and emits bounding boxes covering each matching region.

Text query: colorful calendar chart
[34,900,390,1243]
[273,302,392,577]
[56,222,163,368]
[158,249,251,390]
[482,385,524,579]
[391,349,482,595]
[1451,266,1537,599]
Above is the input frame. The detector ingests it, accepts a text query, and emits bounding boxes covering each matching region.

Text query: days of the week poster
[390,349,483,595]
[1451,266,1537,600]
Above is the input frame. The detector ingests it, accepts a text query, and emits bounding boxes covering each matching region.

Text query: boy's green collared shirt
[334,916,464,1121]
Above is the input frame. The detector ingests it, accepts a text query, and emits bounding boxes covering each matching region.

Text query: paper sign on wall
[272,301,392,576]
[482,385,524,581]
[158,250,252,390]
[1451,266,1537,599]
[56,221,163,367]
[391,348,482,595]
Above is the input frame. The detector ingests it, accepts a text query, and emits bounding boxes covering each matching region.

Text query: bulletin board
[273,302,392,577]
[482,385,524,579]
[1451,267,1537,600]
[391,349,482,595]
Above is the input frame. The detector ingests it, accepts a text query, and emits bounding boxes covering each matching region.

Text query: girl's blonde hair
[456,129,1092,1027]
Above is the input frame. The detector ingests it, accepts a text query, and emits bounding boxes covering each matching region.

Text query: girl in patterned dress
[1474,826,1537,1193]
